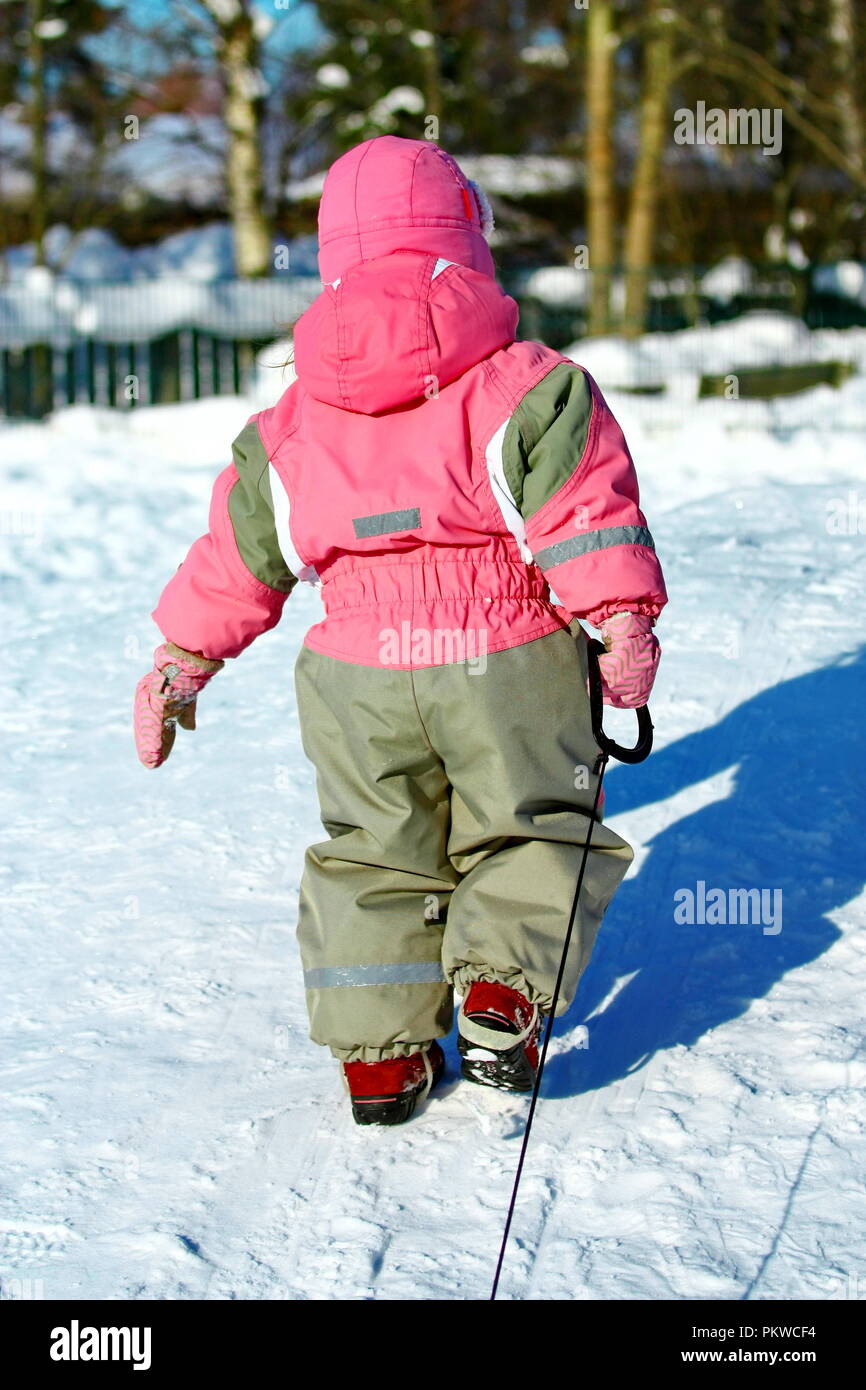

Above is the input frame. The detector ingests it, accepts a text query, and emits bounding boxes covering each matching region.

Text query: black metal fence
[0,277,319,418]
[1,266,865,420]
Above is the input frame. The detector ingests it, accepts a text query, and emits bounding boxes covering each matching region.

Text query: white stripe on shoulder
[267,462,320,588]
[431,258,456,279]
[485,419,533,563]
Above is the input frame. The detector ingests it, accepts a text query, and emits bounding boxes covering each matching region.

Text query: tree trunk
[764,0,781,65]
[828,0,864,175]
[585,0,616,336]
[204,0,271,278]
[622,2,675,338]
[416,0,442,125]
[28,0,46,266]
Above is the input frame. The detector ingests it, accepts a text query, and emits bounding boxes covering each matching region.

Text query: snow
[565,312,866,408]
[285,153,579,204]
[0,279,319,351]
[520,265,589,309]
[1,321,865,1301]
[2,222,322,285]
[110,113,227,209]
[0,108,218,206]
[315,63,351,90]
[520,43,570,68]
[700,255,755,304]
[454,154,580,197]
[520,255,866,325]
[0,223,322,351]
[250,338,296,409]
[365,86,427,127]
[814,261,866,307]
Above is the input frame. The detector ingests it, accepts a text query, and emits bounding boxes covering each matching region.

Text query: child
[135,135,667,1126]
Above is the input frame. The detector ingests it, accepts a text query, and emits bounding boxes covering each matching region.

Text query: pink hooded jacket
[153,136,667,668]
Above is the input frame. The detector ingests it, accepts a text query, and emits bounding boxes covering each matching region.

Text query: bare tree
[198,0,271,277]
[828,0,864,176]
[584,0,616,335]
[622,0,676,338]
[28,0,46,263]
[414,0,442,121]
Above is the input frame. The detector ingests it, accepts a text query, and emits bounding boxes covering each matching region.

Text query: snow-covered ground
[1,343,865,1301]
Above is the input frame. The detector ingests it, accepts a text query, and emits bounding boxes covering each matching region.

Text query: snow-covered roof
[286,152,580,203]
[0,274,320,349]
[1,222,321,285]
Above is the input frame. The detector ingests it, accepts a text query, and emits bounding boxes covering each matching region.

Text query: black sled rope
[489,637,654,1300]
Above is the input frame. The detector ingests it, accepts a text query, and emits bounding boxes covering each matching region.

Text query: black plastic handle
[587,637,654,764]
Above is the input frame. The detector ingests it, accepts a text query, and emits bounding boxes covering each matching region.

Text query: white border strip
[268,462,320,588]
[485,419,534,563]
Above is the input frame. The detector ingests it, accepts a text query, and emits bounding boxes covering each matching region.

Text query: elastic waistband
[321,554,550,612]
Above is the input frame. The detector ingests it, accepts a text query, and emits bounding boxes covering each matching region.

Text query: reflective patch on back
[352,507,422,539]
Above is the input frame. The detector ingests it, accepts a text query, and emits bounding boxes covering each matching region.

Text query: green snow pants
[294,620,634,1062]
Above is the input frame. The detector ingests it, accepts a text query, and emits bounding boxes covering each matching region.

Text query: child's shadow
[544,646,865,1098]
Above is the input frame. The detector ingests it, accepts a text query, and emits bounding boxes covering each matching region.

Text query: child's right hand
[596,611,660,709]
[134,642,224,769]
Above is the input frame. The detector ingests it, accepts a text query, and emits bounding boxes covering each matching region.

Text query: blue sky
[95,0,324,68]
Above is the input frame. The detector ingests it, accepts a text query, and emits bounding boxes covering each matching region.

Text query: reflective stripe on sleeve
[534,524,655,570]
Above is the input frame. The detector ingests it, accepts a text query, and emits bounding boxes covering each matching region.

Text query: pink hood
[293,249,519,414]
[315,136,495,283]
[293,135,517,414]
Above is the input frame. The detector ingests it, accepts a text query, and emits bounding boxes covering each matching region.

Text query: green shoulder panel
[226,420,297,595]
[501,363,594,520]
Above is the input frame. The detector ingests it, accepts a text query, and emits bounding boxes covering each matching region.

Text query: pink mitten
[134,642,224,769]
[596,611,660,709]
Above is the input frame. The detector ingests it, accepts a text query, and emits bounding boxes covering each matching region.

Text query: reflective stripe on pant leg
[304,962,446,989]
[298,845,455,1056]
[294,647,457,1058]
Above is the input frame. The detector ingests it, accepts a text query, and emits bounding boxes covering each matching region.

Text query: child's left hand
[134,642,224,768]
[596,611,660,709]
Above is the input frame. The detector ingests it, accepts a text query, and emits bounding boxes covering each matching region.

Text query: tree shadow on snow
[543,645,866,1099]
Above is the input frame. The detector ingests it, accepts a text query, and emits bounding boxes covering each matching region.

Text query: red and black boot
[342,1041,445,1125]
[457,982,542,1093]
